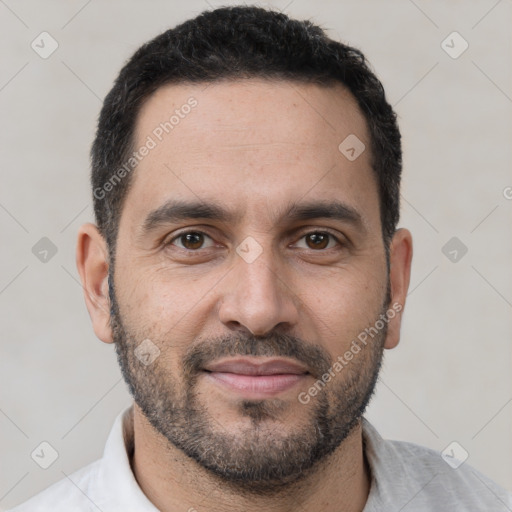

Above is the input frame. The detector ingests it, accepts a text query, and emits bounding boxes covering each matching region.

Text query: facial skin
[77,79,412,512]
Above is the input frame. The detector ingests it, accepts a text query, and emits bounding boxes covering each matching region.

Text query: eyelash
[165,229,345,252]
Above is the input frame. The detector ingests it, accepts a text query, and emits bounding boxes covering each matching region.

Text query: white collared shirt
[8,405,512,511]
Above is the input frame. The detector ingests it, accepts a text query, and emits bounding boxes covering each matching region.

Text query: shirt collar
[93,405,159,511]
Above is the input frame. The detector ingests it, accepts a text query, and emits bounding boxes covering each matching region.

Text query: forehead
[122,78,379,234]
[136,78,368,154]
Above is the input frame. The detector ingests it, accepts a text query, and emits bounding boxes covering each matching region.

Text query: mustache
[182,332,333,380]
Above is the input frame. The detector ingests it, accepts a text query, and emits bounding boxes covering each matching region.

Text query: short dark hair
[91,5,401,260]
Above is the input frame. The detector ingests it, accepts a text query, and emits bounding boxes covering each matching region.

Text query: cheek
[301,265,387,351]
[115,265,217,347]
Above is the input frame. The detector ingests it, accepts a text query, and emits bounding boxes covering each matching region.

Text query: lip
[203,357,309,375]
[202,357,309,398]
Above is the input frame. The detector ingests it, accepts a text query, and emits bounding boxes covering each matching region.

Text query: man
[9,5,511,512]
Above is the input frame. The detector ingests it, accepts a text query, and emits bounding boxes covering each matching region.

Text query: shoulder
[6,460,101,512]
[362,418,512,511]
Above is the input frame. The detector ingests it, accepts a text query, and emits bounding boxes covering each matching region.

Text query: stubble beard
[109,273,387,494]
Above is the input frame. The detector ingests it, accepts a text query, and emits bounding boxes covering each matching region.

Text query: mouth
[201,357,310,399]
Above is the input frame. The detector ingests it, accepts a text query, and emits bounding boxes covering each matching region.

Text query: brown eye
[306,233,329,249]
[169,231,214,250]
[295,231,340,251]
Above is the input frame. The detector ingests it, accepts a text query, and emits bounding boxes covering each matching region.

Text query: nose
[218,242,300,337]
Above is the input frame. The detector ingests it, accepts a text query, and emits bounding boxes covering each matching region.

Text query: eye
[165,229,344,253]
[294,231,342,250]
[167,231,215,251]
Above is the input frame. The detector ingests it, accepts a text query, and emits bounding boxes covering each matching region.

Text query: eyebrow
[139,198,366,237]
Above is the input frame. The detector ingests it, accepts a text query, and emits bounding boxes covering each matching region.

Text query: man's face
[109,79,391,490]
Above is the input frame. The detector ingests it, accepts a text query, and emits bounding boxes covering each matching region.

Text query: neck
[131,404,371,512]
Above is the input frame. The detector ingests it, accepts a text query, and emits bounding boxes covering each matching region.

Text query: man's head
[77,5,412,494]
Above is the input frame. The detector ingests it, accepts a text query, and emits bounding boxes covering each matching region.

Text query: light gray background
[1,0,511,509]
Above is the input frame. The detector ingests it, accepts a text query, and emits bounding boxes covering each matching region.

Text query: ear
[76,223,113,344]
[384,228,413,350]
